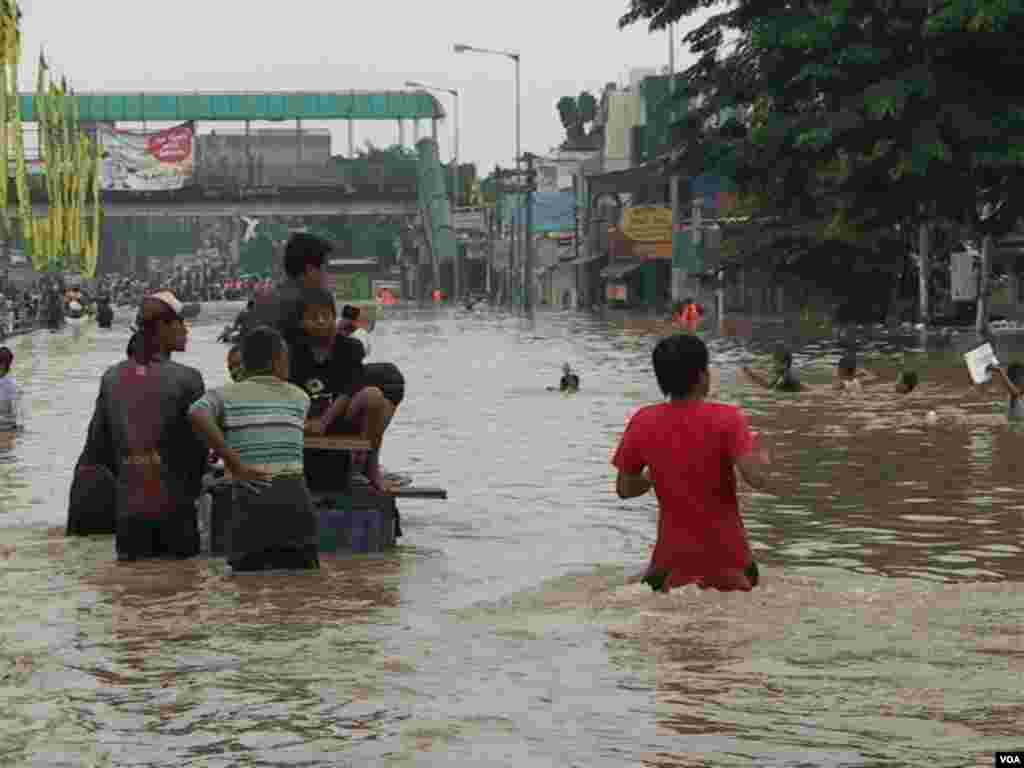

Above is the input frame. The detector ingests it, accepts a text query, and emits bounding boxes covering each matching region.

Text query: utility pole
[524,152,537,311]
[509,202,517,307]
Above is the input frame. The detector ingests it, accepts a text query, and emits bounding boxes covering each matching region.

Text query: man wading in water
[75,292,208,560]
[613,334,776,592]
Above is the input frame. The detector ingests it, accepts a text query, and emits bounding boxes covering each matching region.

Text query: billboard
[621,206,672,242]
[99,121,195,191]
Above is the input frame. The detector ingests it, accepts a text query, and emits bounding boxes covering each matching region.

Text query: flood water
[1,303,1022,767]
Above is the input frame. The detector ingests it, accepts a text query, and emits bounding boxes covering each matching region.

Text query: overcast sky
[17,0,710,174]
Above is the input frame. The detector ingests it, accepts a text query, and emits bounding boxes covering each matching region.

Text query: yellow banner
[621,206,672,242]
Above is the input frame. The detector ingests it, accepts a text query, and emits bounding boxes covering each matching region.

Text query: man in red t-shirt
[612,334,774,592]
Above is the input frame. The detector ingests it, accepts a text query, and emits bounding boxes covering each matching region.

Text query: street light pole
[453,43,520,174]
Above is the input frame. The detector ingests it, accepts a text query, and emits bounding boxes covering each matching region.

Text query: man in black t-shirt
[248,234,331,346]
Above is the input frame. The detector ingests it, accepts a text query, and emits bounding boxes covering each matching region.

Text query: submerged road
[0,303,1021,766]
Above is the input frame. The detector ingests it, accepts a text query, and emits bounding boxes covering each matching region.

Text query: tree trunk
[917,221,930,325]
[975,233,993,335]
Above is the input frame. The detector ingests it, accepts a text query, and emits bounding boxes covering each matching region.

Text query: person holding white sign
[985,362,1024,421]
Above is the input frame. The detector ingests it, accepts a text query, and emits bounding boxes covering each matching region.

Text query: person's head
[126,333,138,359]
[135,291,200,356]
[227,344,244,382]
[1007,363,1024,387]
[284,233,332,290]
[246,299,255,311]
[0,346,12,377]
[837,354,858,380]
[300,287,338,341]
[562,362,572,376]
[341,304,360,323]
[241,326,289,380]
[652,334,710,400]
[896,370,919,394]
[773,346,794,374]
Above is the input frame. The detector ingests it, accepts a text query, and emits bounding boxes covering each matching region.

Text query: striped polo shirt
[189,375,310,477]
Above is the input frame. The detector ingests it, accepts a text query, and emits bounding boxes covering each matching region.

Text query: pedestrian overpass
[9,90,457,276]
[18,89,448,153]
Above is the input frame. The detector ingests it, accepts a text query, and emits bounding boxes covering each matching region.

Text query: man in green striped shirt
[189,326,319,572]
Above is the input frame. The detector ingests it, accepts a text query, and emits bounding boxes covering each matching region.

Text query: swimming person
[834,353,878,392]
[0,346,22,431]
[547,363,581,393]
[742,347,803,392]
[986,362,1024,421]
[189,326,318,573]
[612,334,775,593]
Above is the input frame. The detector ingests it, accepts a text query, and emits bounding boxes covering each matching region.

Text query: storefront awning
[600,260,644,280]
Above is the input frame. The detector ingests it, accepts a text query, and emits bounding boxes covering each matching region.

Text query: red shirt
[612,400,757,591]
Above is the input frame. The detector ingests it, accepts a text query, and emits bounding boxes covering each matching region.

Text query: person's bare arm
[741,366,776,390]
[988,365,1021,398]
[616,467,652,499]
[189,409,270,483]
[736,439,776,493]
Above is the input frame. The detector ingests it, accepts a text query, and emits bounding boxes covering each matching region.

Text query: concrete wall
[196,131,333,187]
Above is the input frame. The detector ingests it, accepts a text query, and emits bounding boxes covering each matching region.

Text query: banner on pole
[99,121,195,191]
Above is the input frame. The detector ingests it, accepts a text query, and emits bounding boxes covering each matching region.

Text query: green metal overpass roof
[16,90,445,123]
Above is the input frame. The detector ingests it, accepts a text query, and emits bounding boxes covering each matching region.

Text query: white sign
[964,342,999,385]
[950,247,979,302]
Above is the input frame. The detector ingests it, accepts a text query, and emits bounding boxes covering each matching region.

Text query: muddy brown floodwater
[0,304,1022,767]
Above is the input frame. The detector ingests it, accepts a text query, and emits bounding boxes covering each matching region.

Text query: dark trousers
[116,512,200,561]
[230,544,320,572]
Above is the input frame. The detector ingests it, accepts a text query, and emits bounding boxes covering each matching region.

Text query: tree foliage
[619,0,1024,258]
[556,91,601,149]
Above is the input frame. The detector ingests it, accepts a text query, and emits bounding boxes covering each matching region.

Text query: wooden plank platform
[392,486,447,500]
[304,435,371,452]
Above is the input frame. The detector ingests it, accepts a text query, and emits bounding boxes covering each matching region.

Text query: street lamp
[454,43,523,308]
[405,81,460,207]
[452,43,520,171]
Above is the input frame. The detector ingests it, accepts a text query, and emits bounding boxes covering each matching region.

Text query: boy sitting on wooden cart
[290,287,400,494]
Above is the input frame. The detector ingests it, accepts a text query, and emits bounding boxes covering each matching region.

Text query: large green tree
[620,0,1024,327]
[556,91,600,149]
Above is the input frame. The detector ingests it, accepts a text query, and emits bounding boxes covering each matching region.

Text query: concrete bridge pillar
[398,119,405,147]
[228,216,241,270]
[348,119,355,157]
[432,119,438,143]
[413,119,420,143]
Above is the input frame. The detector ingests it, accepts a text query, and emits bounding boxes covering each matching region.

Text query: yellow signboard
[621,206,672,242]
